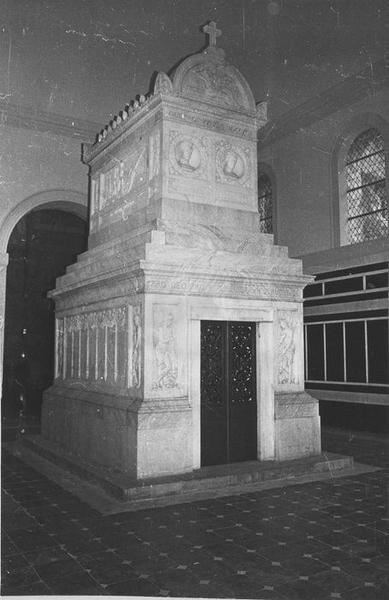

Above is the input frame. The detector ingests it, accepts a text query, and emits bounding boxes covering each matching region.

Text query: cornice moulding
[259,56,389,147]
[0,101,101,142]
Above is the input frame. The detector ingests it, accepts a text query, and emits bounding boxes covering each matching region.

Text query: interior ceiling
[2,0,389,126]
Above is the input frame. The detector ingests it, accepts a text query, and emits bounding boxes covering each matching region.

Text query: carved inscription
[145,276,301,301]
[164,108,255,140]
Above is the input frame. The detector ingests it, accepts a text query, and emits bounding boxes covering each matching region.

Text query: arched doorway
[2,208,87,421]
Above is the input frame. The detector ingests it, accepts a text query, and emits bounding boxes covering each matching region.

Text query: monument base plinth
[42,384,193,479]
[275,392,321,461]
[21,432,355,505]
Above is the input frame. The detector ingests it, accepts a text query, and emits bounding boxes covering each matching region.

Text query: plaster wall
[0,126,87,225]
[0,124,88,394]
[259,88,389,257]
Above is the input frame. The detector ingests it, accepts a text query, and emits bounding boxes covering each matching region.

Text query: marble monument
[41,22,321,479]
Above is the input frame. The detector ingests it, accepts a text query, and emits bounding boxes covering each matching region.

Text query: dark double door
[200,320,257,466]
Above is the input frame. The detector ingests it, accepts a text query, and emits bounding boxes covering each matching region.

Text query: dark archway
[2,209,87,420]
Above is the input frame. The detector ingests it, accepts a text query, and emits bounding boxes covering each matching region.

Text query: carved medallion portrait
[215,141,251,187]
[169,132,209,180]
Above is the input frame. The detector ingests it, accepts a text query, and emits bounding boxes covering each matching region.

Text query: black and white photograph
[1,1,388,598]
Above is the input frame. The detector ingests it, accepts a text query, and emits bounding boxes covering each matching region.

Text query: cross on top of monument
[203,21,221,47]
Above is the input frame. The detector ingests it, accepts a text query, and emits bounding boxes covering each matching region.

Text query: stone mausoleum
[41,23,321,481]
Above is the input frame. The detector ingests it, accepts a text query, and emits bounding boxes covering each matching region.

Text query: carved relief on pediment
[180,63,242,110]
[171,48,256,113]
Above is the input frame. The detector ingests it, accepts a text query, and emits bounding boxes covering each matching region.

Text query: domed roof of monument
[154,22,256,114]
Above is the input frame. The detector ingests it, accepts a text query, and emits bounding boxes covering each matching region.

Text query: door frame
[189,303,275,469]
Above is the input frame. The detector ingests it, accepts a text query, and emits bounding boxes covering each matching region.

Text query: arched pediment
[171,47,256,114]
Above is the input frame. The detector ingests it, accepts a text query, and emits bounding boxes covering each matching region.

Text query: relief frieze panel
[89,145,147,231]
[58,306,135,390]
[66,307,127,331]
[100,148,147,208]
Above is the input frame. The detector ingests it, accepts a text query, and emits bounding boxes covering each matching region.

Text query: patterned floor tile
[1,579,52,596]
[2,426,389,596]
[1,565,42,591]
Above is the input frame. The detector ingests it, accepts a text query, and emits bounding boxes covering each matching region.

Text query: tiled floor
[1,427,388,598]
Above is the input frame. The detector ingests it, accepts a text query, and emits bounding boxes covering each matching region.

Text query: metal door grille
[201,321,257,466]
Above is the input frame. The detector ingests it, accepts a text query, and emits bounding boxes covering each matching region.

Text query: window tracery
[345,128,387,243]
[258,172,273,233]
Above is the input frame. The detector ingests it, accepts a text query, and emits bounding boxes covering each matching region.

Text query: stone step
[22,434,354,504]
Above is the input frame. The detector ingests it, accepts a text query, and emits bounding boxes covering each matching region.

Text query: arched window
[258,172,273,233]
[345,128,387,243]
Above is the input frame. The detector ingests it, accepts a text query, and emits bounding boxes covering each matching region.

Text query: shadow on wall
[320,400,389,434]
[2,209,87,420]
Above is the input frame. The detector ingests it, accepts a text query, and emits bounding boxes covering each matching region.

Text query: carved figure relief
[149,131,161,180]
[277,312,298,385]
[132,306,142,388]
[152,307,178,390]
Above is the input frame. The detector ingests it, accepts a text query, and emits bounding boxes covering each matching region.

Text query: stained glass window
[345,128,387,243]
[258,173,273,233]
